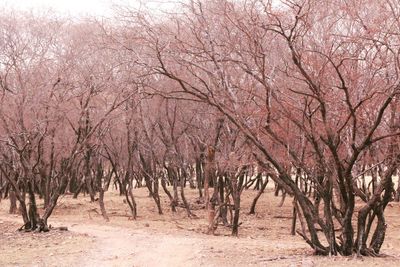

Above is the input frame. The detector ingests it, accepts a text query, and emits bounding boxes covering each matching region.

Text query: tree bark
[249,174,268,214]
[9,189,17,214]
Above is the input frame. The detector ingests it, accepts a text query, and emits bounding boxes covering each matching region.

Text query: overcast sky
[1,0,179,17]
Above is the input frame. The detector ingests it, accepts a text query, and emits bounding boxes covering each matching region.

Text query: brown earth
[1,187,400,267]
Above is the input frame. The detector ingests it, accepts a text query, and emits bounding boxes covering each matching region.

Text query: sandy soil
[1,187,400,267]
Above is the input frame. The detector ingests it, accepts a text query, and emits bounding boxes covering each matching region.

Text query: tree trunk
[249,174,268,214]
[205,146,215,232]
[195,158,203,198]
[180,171,194,217]
[9,189,17,214]
[99,188,109,221]
[161,175,176,212]
[125,183,137,220]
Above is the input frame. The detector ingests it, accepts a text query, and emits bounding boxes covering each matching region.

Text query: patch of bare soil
[0,219,93,267]
[1,187,400,266]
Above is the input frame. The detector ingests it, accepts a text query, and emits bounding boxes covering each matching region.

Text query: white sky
[2,0,113,17]
[1,0,179,18]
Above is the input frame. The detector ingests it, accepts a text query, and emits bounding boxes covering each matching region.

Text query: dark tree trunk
[249,174,268,214]
[125,183,137,220]
[161,175,176,212]
[9,189,17,214]
[231,170,245,236]
[99,188,109,221]
[195,158,203,198]
[180,170,194,217]
[218,176,229,225]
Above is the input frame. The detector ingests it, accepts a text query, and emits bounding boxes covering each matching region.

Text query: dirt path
[0,215,204,267]
[70,223,204,267]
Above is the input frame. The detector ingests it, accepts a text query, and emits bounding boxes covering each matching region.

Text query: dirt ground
[1,187,400,267]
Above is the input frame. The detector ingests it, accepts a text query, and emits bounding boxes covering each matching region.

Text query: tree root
[358,248,382,257]
[18,221,67,233]
[296,230,329,255]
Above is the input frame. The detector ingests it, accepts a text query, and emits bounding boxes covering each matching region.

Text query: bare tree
[128,0,400,255]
